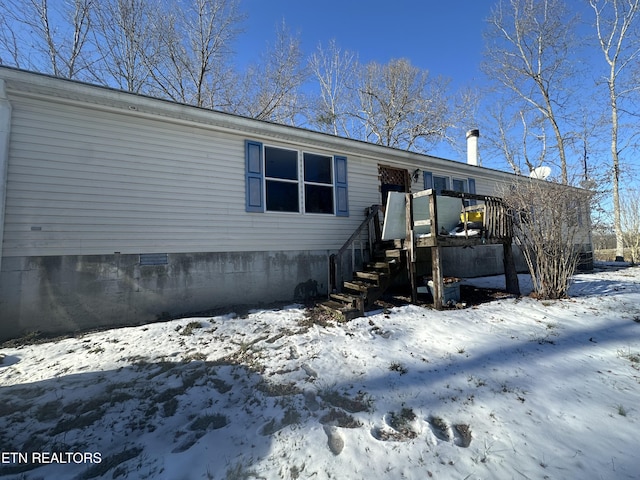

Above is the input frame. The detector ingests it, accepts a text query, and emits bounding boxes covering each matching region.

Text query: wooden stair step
[355,271,386,283]
[330,292,360,305]
[343,280,376,293]
[321,300,353,310]
[366,261,392,271]
[384,249,403,258]
[322,239,411,322]
[382,258,401,270]
[319,301,361,322]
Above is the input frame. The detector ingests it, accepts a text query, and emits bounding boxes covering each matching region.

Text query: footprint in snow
[289,345,300,359]
[453,423,472,448]
[304,390,320,411]
[427,416,472,447]
[323,425,344,455]
[371,410,418,442]
[428,415,452,442]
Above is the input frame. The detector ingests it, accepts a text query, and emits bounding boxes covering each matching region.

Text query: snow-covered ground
[1,265,639,480]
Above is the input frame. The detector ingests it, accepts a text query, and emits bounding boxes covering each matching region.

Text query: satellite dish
[529,166,551,180]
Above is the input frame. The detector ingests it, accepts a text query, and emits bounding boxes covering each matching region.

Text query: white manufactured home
[0,67,592,339]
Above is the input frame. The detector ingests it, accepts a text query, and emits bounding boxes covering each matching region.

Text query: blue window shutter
[423,171,433,190]
[334,155,349,217]
[245,140,264,212]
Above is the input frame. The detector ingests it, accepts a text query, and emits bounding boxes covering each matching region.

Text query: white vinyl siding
[3,72,587,260]
[3,94,379,256]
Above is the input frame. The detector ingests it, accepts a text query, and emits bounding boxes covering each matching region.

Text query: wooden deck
[324,189,521,319]
[405,189,520,308]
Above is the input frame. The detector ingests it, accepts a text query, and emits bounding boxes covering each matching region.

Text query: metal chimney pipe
[466,129,480,166]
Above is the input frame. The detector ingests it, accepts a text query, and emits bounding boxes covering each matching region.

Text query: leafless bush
[502,179,591,299]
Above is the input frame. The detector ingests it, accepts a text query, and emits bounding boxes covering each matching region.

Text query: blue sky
[236,1,493,91]
[233,2,639,184]
[234,1,496,162]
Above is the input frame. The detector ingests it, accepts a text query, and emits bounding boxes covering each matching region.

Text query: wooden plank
[355,271,383,282]
[406,193,418,302]
[330,293,358,304]
[405,194,415,261]
[366,261,392,270]
[486,200,496,238]
[343,281,371,293]
[413,219,432,227]
[412,189,434,198]
[414,236,436,248]
[414,236,508,248]
[428,190,439,244]
[431,245,444,310]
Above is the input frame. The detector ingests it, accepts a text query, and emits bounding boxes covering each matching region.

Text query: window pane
[265,146,297,180]
[433,176,448,194]
[305,184,334,214]
[266,180,299,212]
[304,153,332,184]
[452,179,466,193]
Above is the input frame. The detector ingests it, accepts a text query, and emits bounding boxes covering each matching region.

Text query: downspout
[0,79,12,273]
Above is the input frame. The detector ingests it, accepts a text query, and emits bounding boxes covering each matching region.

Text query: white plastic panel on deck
[381,192,463,240]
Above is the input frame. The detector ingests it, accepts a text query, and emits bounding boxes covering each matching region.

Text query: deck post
[327,254,336,298]
[428,191,444,309]
[431,245,444,310]
[405,193,418,302]
[407,250,418,303]
[503,241,520,295]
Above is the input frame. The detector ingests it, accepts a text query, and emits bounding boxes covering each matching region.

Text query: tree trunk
[610,77,624,261]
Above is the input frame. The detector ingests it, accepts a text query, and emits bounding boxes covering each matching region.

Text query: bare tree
[147,0,243,108]
[483,99,553,175]
[0,11,21,67]
[483,0,581,184]
[90,0,160,92]
[307,39,358,137]
[503,179,592,299]
[0,0,93,78]
[231,20,308,124]
[589,0,640,261]
[620,187,640,263]
[354,58,453,152]
[487,105,525,174]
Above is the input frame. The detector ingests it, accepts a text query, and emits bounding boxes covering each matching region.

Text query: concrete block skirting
[0,250,329,341]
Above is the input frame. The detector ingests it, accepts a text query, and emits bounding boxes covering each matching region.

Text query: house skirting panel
[0,251,329,341]
[412,244,528,279]
[440,244,528,278]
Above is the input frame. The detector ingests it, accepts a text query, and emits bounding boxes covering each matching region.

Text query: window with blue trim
[424,171,476,201]
[245,140,348,216]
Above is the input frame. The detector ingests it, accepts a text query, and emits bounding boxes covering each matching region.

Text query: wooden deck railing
[329,205,382,294]
[406,189,513,246]
[482,195,513,240]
